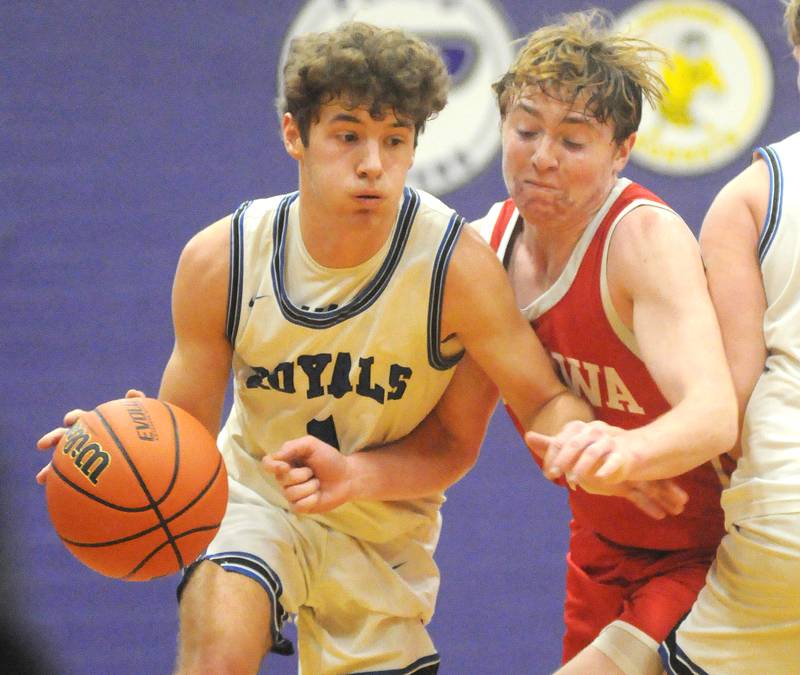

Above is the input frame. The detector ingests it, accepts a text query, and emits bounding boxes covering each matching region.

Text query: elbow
[708,396,739,456]
[439,436,482,490]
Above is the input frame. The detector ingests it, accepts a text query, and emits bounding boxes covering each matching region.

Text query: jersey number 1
[306,415,340,450]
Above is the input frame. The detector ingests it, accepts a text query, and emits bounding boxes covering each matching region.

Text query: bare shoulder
[611,200,699,267]
[441,222,513,335]
[172,215,232,321]
[447,223,508,293]
[179,216,230,278]
[701,160,768,246]
[181,216,231,265]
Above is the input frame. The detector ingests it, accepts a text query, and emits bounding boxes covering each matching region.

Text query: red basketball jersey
[484,180,732,550]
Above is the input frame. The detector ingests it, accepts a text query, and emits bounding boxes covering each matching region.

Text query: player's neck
[297,201,398,269]
[521,218,584,277]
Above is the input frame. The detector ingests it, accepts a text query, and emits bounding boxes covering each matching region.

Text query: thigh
[619,549,713,642]
[179,477,319,657]
[176,560,273,674]
[562,550,625,661]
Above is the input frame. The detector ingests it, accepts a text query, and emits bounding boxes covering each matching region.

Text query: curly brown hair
[785,0,800,47]
[493,9,666,143]
[278,22,449,145]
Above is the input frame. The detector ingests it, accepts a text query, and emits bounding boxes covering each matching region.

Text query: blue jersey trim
[225,201,250,345]
[201,551,294,656]
[756,145,782,263]
[428,212,465,370]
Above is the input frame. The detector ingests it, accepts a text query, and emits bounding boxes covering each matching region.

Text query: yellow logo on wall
[617,0,773,175]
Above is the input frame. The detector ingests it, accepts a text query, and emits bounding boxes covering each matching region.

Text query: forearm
[618,394,737,481]
[345,421,482,502]
[344,357,498,501]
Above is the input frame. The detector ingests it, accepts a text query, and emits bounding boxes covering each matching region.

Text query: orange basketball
[45,397,228,581]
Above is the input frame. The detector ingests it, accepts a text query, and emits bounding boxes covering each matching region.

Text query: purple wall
[3,1,796,672]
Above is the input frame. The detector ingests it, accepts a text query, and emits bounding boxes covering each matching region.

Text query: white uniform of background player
[660,132,800,674]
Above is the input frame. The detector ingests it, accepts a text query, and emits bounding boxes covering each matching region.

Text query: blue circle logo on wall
[279,0,516,194]
[617,0,773,175]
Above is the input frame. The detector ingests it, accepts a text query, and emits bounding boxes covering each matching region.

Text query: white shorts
[660,513,800,674]
[181,477,442,674]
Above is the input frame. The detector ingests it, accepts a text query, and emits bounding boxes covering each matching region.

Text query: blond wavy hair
[278,22,449,145]
[785,0,800,47]
[493,9,666,143]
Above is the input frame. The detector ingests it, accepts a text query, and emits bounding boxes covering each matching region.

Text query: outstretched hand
[35,389,145,485]
[525,427,687,520]
[527,420,633,484]
[262,435,353,514]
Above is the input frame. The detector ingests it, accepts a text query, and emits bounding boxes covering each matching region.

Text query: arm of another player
[698,160,768,459]
[544,205,738,483]
[441,225,594,434]
[438,230,686,516]
[264,352,499,512]
[157,216,233,435]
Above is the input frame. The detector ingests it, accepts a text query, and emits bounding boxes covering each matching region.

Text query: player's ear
[613,132,636,173]
[282,113,303,159]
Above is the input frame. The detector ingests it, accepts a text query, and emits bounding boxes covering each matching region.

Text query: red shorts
[562,519,717,662]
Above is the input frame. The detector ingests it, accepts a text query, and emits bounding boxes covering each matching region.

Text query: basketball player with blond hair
[660,1,800,671]
[474,10,737,674]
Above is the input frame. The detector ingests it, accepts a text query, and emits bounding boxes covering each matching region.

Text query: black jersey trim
[658,617,710,675]
[270,188,419,329]
[756,145,782,263]
[352,652,440,674]
[428,212,465,370]
[225,201,250,345]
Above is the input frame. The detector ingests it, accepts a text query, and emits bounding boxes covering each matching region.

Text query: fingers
[288,492,321,514]
[570,435,617,480]
[36,463,52,485]
[524,430,553,461]
[262,453,322,512]
[623,487,667,520]
[36,428,67,450]
[543,421,612,480]
[636,480,688,516]
[261,456,291,477]
[272,435,321,465]
[125,389,145,399]
[282,477,321,509]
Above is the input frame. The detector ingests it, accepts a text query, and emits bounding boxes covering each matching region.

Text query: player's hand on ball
[35,389,146,485]
[36,407,87,485]
[263,435,353,514]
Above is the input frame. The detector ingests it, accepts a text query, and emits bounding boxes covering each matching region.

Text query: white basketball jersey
[217,187,464,542]
[723,131,800,525]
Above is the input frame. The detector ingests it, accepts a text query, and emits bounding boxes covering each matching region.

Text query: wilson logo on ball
[61,423,110,485]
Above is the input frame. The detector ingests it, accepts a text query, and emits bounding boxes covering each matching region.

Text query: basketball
[45,397,228,581]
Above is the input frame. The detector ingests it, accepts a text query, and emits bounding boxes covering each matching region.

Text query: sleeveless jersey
[218,187,464,543]
[474,178,732,550]
[723,132,800,525]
